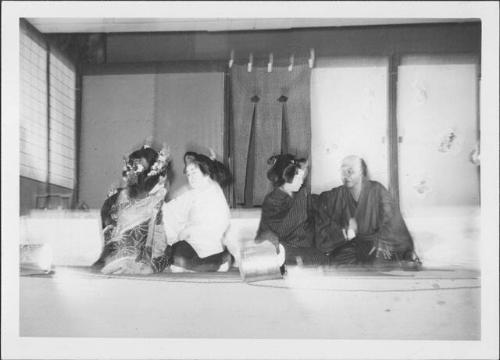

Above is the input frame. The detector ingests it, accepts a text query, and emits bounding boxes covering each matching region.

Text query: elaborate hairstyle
[266,154,307,187]
[184,151,232,188]
[123,145,170,198]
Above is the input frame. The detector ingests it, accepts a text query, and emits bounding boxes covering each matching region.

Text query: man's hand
[348,217,358,233]
[342,217,357,241]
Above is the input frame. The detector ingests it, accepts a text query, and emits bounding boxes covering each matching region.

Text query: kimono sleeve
[312,189,347,253]
[260,188,307,240]
[358,182,413,254]
[179,184,230,258]
[161,190,194,244]
[101,191,120,228]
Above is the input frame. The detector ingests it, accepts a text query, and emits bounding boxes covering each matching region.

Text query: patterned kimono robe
[93,184,169,274]
[313,179,415,263]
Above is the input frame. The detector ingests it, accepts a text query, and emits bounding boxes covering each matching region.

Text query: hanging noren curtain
[278,95,289,154]
[231,64,311,207]
[243,95,259,206]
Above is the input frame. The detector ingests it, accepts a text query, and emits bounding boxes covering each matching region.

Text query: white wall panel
[311,57,389,193]
[397,55,480,213]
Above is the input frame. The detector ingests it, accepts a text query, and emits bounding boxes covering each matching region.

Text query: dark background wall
[105,23,481,64]
[78,70,225,208]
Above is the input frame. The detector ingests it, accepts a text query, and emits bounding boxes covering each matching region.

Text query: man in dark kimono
[313,155,419,267]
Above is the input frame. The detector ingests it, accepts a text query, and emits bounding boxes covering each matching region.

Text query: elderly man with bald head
[313,155,419,267]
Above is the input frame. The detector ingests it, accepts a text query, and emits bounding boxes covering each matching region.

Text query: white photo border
[2,2,498,359]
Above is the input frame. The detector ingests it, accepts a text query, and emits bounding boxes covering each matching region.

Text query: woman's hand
[103,224,115,239]
[255,230,280,253]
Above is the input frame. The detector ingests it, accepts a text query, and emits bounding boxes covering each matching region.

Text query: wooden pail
[239,240,285,282]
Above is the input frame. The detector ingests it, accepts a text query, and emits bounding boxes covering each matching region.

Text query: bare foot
[217,252,233,272]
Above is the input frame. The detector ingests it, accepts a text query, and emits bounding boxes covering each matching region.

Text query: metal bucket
[239,241,285,283]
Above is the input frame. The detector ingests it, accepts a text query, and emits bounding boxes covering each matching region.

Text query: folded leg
[170,240,231,272]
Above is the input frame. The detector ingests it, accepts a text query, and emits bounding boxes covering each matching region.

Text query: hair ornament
[123,156,131,172]
[267,155,279,166]
[143,135,154,149]
[208,148,217,161]
[107,184,119,198]
[147,144,171,177]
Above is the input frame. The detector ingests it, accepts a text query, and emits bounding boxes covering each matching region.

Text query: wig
[184,151,232,188]
[123,146,169,198]
[266,154,307,187]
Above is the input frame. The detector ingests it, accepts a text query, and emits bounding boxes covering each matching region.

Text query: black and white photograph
[2,1,499,359]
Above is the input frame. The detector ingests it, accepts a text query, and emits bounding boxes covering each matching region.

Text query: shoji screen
[19,24,48,183]
[20,24,77,191]
[48,51,76,189]
[311,57,389,193]
[397,55,480,213]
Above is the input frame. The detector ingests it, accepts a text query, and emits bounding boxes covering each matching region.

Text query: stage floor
[20,266,480,339]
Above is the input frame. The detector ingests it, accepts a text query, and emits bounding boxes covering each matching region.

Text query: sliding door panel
[311,57,389,193]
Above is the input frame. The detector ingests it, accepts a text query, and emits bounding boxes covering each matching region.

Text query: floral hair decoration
[147,145,170,177]
[122,144,171,179]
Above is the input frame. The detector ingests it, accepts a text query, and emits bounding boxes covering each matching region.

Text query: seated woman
[92,145,171,275]
[161,151,232,272]
[255,154,330,266]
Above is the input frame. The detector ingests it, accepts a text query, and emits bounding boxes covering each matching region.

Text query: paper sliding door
[311,57,389,193]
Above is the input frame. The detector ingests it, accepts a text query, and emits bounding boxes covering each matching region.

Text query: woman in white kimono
[162,151,232,272]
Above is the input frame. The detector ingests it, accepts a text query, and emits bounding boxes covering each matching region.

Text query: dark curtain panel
[231,64,311,206]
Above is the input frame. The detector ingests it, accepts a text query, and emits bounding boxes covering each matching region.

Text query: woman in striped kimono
[255,154,330,266]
